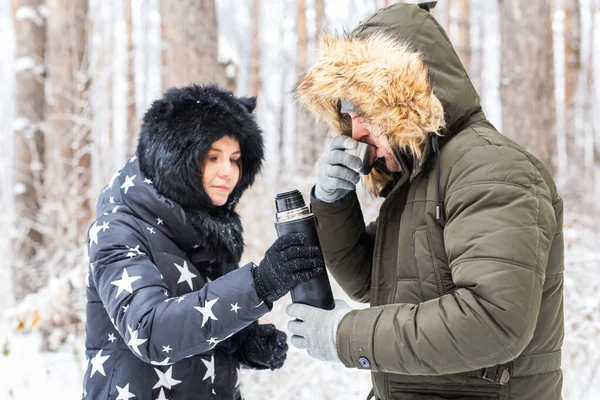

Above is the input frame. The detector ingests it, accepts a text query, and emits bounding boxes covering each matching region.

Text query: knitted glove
[253,233,325,304]
[286,299,352,363]
[315,136,363,203]
[238,322,288,370]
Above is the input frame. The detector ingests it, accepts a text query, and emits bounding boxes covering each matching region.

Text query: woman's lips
[213,186,230,192]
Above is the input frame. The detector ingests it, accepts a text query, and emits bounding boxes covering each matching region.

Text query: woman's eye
[231,158,241,165]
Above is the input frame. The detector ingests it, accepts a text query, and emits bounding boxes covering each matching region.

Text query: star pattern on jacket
[90,349,110,378]
[121,175,136,194]
[156,388,168,400]
[153,366,182,390]
[174,261,197,290]
[111,268,142,298]
[194,298,219,327]
[202,355,216,383]
[89,221,110,246]
[127,325,148,357]
[115,383,136,400]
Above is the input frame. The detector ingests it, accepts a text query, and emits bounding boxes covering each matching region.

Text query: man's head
[295,3,481,195]
[340,100,401,172]
[137,84,264,211]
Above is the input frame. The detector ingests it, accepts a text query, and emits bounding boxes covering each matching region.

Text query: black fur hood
[137,84,264,213]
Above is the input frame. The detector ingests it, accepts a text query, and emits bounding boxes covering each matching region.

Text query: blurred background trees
[1,0,599,397]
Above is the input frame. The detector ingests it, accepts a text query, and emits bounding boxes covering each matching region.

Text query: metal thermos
[274,190,335,310]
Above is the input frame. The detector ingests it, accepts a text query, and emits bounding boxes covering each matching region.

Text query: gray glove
[286,299,352,363]
[315,136,363,203]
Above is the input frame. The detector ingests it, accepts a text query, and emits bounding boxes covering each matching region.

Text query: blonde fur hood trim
[295,32,445,193]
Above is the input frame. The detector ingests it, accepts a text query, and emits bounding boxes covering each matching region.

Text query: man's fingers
[326,149,363,171]
[290,334,307,350]
[287,319,307,337]
[286,303,318,322]
[329,135,358,151]
[325,164,360,184]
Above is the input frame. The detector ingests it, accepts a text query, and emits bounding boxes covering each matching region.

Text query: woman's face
[201,136,241,206]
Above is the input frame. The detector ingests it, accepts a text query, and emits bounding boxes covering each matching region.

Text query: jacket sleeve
[311,189,375,303]
[336,145,558,374]
[89,213,270,365]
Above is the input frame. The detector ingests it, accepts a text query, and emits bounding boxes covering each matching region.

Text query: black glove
[238,322,288,370]
[252,232,325,304]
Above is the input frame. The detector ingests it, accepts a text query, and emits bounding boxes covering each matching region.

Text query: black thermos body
[274,190,335,310]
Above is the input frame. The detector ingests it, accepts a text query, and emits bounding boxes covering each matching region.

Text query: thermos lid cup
[275,190,306,212]
[345,141,377,175]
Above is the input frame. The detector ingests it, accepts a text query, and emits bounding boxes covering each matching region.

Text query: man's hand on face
[315,136,363,203]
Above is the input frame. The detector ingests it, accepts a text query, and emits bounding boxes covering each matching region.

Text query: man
[286,3,564,400]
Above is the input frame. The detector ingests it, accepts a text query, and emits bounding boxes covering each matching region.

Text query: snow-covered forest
[1,0,599,398]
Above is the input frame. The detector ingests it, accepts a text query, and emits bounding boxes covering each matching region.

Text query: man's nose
[351,117,369,141]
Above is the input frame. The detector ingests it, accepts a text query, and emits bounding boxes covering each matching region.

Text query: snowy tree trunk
[499,0,557,175]
[11,0,47,300]
[44,0,91,237]
[124,0,138,155]
[294,0,327,176]
[454,0,471,77]
[160,0,235,91]
[250,0,261,97]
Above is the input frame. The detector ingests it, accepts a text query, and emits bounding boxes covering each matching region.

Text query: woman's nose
[218,161,232,178]
[351,117,369,141]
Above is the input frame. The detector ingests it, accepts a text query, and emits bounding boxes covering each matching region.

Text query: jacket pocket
[389,385,499,400]
[413,228,445,299]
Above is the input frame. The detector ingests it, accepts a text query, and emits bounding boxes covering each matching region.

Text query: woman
[83,84,325,399]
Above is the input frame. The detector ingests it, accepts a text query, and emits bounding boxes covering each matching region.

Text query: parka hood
[295,3,483,193]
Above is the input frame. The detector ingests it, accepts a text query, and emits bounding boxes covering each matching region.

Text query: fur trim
[295,33,445,195]
[188,208,244,264]
[137,84,264,212]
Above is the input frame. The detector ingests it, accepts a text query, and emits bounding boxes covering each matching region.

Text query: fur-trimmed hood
[295,3,482,194]
[137,84,264,213]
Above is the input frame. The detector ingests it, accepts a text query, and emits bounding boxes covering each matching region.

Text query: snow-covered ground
[1,217,599,399]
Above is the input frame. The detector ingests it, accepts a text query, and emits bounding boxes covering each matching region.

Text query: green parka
[296,3,564,400]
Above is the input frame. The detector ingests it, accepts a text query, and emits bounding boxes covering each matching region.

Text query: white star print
[115,383,136,400]
[207,337,221,348]
[108,333,116,343]
[156,218,163,225]
[194,298,219,327]
[151,357,173,366]
[129,154,137,163]
[162,345,172,353]
[147,227,156,234]
[155,388,168,400]
[175,296,185,303]
[89,221,110,246]
[90,349,110,378]
[202,355,216,383]
[121,175,137,194]
[144,178,153,184]
[122,305,129,313]
[108,171,121,188]
[112,206,120,213]
[127,326,148,357]
[174,261,197,290]
[109,196,115,203]
[111,269,142,298]
[230,303,240,313]
[193,244,200,249]
[153,366,182,390]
